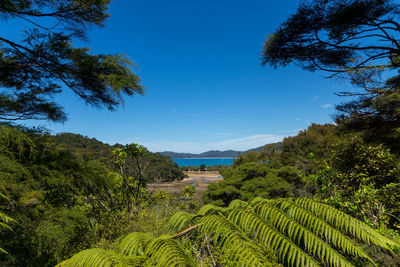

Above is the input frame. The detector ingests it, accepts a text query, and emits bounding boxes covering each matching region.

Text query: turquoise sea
[172,158,235,167]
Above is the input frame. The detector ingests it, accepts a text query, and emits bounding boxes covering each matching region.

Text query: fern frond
[145,237,195,267]
[228,208,320,267]
[119,232,154,257]
[197,204,228,216]
[228,199,248,209]
[0,246,9,255]
[270,199,373,262]
[168,211,197,232]
[0,221,12,232]
[60,248,146,267]
[251,201,355,267]
[199,214,277,266]
[294,198,400,251]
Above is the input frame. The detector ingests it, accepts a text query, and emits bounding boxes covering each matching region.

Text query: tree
[262,0,400,146]
[309,137,400,228]
[59,198,400,266]
[112,143,149,213]
[0,0,144,122]
[199,164,206,171]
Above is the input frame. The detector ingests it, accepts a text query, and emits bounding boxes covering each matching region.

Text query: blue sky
[4,0,347,153]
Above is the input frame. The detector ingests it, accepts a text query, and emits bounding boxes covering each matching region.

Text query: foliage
[262,0,400,152]
[181,185,196,198]
[308,137,400,229]
[0,124,185,265]
[203,162,304,206]
[0,193,15,255]
[61,197,400,266]
[0,0,144,122]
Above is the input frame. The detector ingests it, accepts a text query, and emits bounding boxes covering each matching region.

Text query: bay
[172,157,235,167]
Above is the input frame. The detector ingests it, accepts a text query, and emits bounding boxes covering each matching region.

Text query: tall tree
[0,0,144,122]
[262,0,400,148]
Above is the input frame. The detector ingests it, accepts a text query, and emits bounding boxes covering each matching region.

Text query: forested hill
[1,125,184,183]
[160,145,268,158]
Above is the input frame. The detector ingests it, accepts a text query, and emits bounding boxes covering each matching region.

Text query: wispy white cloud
[312,96,319,100]
[321,104,333,108]
[137,134,286,153]
[215,132,235,136]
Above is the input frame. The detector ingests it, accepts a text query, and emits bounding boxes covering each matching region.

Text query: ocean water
[172,158,235,167]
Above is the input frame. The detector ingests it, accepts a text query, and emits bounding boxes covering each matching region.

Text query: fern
[197,204,228,216]
[198,214,277,266]
[119,232,153,257]
[0,193,15,255]
[270,199,372,261]
[228,208,320,267]
[251,200,356,267]
[145,237,195,267]
[168,211,197,232]
[228,199,248,209]
[294,198,399,251]
[57,248,146,267]
[59,197,400,267]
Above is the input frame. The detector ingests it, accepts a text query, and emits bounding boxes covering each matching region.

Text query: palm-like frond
[270,199,372,261]
[119,232,153,257]
[0,193,15,230]
[0,193,15,255]
[60,197,400,267]
[228,208,319,267]
[57,248,146,267]
[197,204,228,216]
[145,237,195,267]
[168,211,197,232]
[198,214,277,266]
[251,200,355,267]
[228,199,248,209]
[294,198,399,250]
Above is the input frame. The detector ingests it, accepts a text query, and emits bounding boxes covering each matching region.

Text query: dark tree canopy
[263,0,400,144]
[0,0,144,122]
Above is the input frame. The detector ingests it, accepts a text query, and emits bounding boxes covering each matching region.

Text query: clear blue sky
[5,0,347,153]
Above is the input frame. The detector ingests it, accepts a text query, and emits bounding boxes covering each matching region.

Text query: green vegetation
[0,124,184,266]
[1,0,400,266]
[60,198,400,266]
[262,0,400,152]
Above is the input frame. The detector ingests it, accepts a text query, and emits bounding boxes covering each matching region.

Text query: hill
[160,145,270,158]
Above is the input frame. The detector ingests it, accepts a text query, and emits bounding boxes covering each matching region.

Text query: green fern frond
[197,204,228,216]
[59,248,146,267]
[168,211,197,232]
[0,246,9,256]
[145,237,195,267]
[0,221,12,232]
[228,208,319,267]
[228,199,248,209]
[270,199,373,262]
[199,214,277,266]
[251,201,355,267]
[294,198,400,250]
[58,197,400,267]
[119,232,154,257]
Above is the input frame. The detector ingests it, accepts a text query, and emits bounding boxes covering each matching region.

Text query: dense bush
[60,198,400,266]
[203,162,302,205]
[0,125,186,265]
[308,137,400,229]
